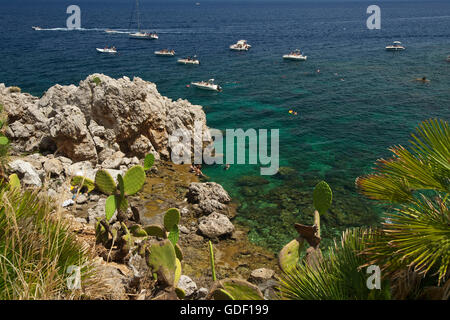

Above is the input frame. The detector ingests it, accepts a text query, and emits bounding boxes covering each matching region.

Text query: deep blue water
[1,0,449,251]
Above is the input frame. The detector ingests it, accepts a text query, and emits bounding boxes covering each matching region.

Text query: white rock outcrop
[0,74,211,163]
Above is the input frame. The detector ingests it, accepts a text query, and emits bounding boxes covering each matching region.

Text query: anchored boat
[191,79,222,92]
[283,49,307,61]
[96,47,117,54]
[178,57,200,65]
[386,41,405,51]
[230,40,252,51]
[155,49,176,57]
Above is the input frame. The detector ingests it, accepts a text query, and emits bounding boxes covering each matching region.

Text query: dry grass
[0,183,106,300]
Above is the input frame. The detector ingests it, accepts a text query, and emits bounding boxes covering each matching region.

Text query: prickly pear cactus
[146,239,177,286]
[123,166,146,196]
[144,225,166,238]
[95,170,117,195]
[168,225,180,247]
[71,176,95,193]
[210,279,264,300]
[144,153,155,171]
[174,258,182,286]
[279,239,304,273]
[95,218,109,244]
[164,208,181,231]
[8,174,20,189]
[313,181,332,216]
[105,195,128,221]
[212,289,234,300]
[174,243,183,261]
[129,225,148,237]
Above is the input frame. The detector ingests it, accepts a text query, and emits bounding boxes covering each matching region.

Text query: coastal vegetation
[278,119,449,300]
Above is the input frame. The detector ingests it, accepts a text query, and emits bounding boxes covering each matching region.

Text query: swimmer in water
[414,76,430,83]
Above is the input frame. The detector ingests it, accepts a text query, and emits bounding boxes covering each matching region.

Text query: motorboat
[447,56,450,62]
[96,47,117,54]
[386,41,405,51]
[32,26,42,31]
[191,79,222,92]
[230,40,252,51]
[129,32,158,40]
[283,49,307,61]
[155,49,176,57]
[178,57,200,65]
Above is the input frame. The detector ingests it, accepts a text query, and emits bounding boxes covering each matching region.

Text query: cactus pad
[123,166,146,195]
[175,243,183,261]
[212,289,234,300]
[146,239,177,286]
[313,181,332,215]
[144,225,166,238]
[130,225,148,237]
[8,174,20,189]
[164,208,181,231]
[168,225,180,247]
[71,176,95,193]
[105,195,117,221]
[144,153,155,171]
[95,170,117,195]
[218,279,263,300]
[279,239,304,273]
[174,258,182,286]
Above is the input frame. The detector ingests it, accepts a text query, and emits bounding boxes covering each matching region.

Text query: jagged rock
[179,225,190,234]
[0,74,212,163]
[177,275,197,298]
[101,151,125,169]
[187,182,231,215]
[198,212,235,238]
[8,160,42,187]
[76,194,88,205]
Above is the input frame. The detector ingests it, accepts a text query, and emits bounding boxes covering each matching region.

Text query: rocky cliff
[0,74,211,163]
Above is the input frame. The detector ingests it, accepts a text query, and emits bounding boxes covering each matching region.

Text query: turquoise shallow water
[1,0,449,251]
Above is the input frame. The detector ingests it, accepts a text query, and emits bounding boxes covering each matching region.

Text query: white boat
[129,0,158,40]
[155,49,176,57]
[386,41,405,51]
[191,79,222,92]
[283,50,307,61]
[178,57,200,65]
[230,40,252,51]
[447,56,450,62]
[96,47,117,54]
[32,26,42,31]
[130,32,158,40]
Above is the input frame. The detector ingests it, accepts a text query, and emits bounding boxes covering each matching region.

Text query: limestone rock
[187,182,231,215]
[8,160,42,187]
[250,268,275,283]
[198,212,235,238]
[177,275,197,298]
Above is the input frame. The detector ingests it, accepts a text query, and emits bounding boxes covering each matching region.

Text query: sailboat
[129,0,158,40]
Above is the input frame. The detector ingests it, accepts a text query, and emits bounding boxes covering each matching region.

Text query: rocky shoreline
[0,74,279,299]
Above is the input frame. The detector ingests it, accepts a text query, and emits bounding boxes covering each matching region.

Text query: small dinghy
[96,47,117,54]
[386,41,405,51]
[155,49,176,57]
[191,79,222,92]
[283,49,307,61]
[230,40,252,51]
[178,57,200,65]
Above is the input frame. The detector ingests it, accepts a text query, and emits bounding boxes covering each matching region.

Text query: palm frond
[357,119,450,202]
[278,228,391,300]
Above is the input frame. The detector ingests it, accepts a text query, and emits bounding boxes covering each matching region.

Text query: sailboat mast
[136,0,140,31]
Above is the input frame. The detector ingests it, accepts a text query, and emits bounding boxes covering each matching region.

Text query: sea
[1,0,449,252]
